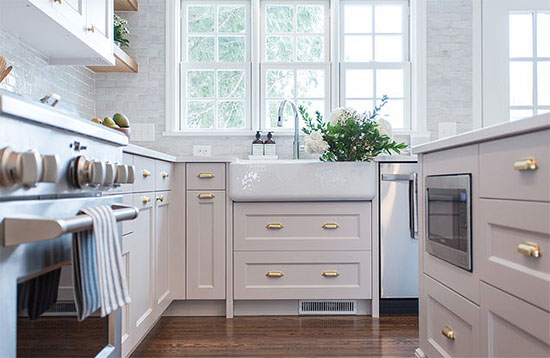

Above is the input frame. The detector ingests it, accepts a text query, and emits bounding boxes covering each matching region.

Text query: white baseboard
[163,300,226,316]
[414,348,426,358]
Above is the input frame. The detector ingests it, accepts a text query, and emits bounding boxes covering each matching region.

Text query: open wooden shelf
[88,46,138,73]
[115,0,138,11]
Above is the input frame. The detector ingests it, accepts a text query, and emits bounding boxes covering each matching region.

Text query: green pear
[103,116,116,127]
[113,113,130,128]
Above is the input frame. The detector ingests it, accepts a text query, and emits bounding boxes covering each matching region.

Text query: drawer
[479,199,550,311]
[121,193,135,236]
[422,274,480,358]
[134,156,156,192]
[480,130,550,202]
[156,160,172,191]
[120,153,134,194]
[480,282,550,357]
[233,251,371,300]
[234,202,371,251]
[186,163,225,190]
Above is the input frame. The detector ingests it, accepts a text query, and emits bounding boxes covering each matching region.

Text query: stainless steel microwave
[425,174,472,271]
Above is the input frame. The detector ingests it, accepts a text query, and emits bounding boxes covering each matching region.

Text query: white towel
[72,205,131,320]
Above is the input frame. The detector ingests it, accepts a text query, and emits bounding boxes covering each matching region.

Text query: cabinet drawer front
[423,274,480,358]
[480,130,550,202]
[156,160,172,191]
[480,282,550,357]
[234,251,371,300]
[120,153,134,194]
[234,202,371,251]
[479,199,550,311]
[186,163,225,190]
[134,156,156,192]
[121,194,134,236]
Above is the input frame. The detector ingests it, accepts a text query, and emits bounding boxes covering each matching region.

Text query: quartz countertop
[413,113,550,155]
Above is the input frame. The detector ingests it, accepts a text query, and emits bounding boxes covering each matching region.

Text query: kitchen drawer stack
[418,130,550,357]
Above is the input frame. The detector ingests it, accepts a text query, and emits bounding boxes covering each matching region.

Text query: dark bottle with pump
[264,132,276,156]
[252,131,264,155]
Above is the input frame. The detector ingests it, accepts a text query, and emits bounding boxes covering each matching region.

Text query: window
[508,11,550,121]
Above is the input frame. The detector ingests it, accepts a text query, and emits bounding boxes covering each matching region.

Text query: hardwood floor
[131,315,419,358]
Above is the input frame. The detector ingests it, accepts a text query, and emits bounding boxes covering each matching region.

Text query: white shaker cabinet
[154,190,172,312]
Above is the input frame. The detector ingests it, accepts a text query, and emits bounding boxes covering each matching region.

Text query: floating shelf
[88,46,138,73]
[115,0,138,11]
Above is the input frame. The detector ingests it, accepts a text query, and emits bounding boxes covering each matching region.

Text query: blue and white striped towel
[72,205,131,320]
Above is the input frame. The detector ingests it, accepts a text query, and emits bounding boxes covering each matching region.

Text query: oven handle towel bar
[2,204,139,247]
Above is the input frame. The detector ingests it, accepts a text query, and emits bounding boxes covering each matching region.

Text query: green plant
[114,15,130,47]
[300,96,407,162]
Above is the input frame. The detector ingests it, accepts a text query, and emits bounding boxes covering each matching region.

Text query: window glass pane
[344,35,373,62]
[538,108,550,115]
[375,35,403,62]
[537,13,550,57]
[188,5,215,33]
[218,70,246,98]
[266,5,294,33]
[376,69,404,98]
[510,109,533,121]
[297,99,325,126]
[538,62,550,105]
[345,69,373,98]
[375,5,402,33]
[218,5,246,33]
[297,36,324,62]
[187,101,215,128]
[509,61,533,106]
[218,101,246,128]
[297,5,324,33]
[344,5,372,33]
[378,99,404,128]
[266,36,294,61]
[297,70,324,98]
[188,36,215,62]
[266,69,294,98]
[509,13,533,58]
[218,36,246,62]
[266,100,294,128]
[345,99,374,113]
[187,70,215,98]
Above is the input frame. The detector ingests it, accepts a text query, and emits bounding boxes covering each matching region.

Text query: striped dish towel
[72,205,131,320]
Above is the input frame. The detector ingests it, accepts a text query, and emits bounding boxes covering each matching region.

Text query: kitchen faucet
[276,99,300,159]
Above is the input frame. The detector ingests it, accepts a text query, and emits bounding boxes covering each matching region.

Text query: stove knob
[114,164,128,185]
[40,155,59,183]
[89,161,106,186]
[19,151,43,187]
[104,163,116,187]
[126,165,135,184]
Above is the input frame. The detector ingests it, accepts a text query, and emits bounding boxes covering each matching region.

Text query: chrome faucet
[276,99,300,159]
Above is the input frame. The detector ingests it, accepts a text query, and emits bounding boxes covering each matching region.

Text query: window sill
[162,130,305,137]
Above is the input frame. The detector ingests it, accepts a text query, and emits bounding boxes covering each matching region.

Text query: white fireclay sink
[229,159,376,201]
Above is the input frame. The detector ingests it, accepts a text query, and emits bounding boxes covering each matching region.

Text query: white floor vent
[299,300,357,315]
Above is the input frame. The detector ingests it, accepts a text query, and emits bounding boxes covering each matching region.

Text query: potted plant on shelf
[114,15,130,48]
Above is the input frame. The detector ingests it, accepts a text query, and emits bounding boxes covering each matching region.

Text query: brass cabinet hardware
[87,25,95,33]
[321,270,340,277]
[197,192,215,199]
[441,326,456,340]
[161,171,169,179]
[53,0,62,4]
[197,172,215,179]
[156,195,164,202]
[141,196,151,204]
[514,157,538,171]
[142,169,151,177]
[266,223,283,229]
[265,271,284,278]
[517,241,541,258]
[322,222,339,229]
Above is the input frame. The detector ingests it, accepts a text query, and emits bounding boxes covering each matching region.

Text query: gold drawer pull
[265,271,284,278]
[266,223,283,229]
[322,222,339,229]
[161,171,169,179]
[53,0,62,4]
[442,326,456,340]
[198,172,215,179]
[141,196,151,204]
[87,25,95,33]
[197,192,215,199]
[142,169,151,177]
[514,157,538,171]
[321,270,340,277]
[517,241,541,258]
[156,195,164,202]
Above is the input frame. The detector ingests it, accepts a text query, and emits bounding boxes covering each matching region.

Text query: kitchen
[0,0,549,357]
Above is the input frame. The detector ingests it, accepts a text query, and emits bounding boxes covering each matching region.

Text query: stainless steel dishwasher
[380,162,418,314]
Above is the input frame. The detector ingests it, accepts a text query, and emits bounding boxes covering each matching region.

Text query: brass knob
[156,195,164,202]
[514,157,538,171]
[266,223,283,229]
[161,171,169,179]
[265,271,284,278]
[197,192,215,199]
[321,270,340,277]
[53,0,62,4]
[517,241,541,258]
[197,172,215,179]
[322,222,339,229]
[141,196,151,204]
[441,326,456,340]
[87,25,95,33]
[142,169,151,177]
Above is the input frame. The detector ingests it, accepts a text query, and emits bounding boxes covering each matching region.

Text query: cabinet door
[186,190,226,299]
[154,191,172,312]
[86,0,113,46]
[32,0,87,30]
[120,195,134,357]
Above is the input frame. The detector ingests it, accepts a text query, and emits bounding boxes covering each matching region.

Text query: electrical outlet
[131,123,155,142]
[193,145,212,157]
[438,122,457,139]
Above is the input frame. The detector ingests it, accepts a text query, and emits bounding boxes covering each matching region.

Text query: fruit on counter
[91,117,103,124]
[102,116,118,127]
[113,113,130,128]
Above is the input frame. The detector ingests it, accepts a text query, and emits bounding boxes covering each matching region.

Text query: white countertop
[413,113,550,154]
[124,144,177,162]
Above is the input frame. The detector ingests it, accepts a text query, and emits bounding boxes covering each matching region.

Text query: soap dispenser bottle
[264,132,276,156]
[252,131,264,155]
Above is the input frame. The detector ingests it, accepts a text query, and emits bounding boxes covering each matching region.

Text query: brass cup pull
[265,271,284,278]
[321,270,340,277]
[53,0,62,4]
[198,192,215,199]
[266,223,283,229]
[517,241,541,258]
[142,169,151,177]
[442,326,456,340]
[514,157,538,171]
[198,172,215,179]
[141,196,151,204]
[156,195,164,202]
[87,25,95,33]
[322,222,339,229]
[161,171,169,179]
